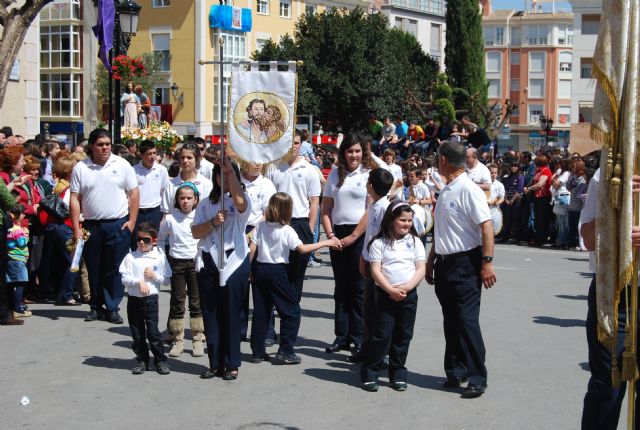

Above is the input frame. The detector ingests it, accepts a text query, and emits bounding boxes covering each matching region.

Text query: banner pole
[218,35,225,272]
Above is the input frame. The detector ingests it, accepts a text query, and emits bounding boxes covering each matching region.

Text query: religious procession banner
[228,65,297,164]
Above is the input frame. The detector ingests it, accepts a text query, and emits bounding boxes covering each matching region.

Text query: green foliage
[94,51,165,103]
[432,99,455,124]
[445,0,487,122]
[252,7,439,131]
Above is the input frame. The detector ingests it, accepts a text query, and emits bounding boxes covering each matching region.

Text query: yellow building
[128,0,369,138]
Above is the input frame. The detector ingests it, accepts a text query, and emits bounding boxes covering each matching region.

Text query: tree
[0,0,51,109]
[252,7,438,131]
[445,0,487,122]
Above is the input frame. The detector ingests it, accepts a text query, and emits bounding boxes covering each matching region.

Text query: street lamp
[111,0,141,145]
[539,114,553,147]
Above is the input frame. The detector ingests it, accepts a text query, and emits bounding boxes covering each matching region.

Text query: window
[486,52,501,73]
[40,25,81,68]
[488,79,501,98]
[557,106,571,124]
[256,38,269,51]
[496,27,505,45]
[214,30,247,122]
[511,53,520,65]
[511,78,520,91]
[529,79,545,98]
[529,52,545,73]
[558,80,572,98]
[484,26,505,46]
[430,24,441,56]
[40,0,80,21]
[154,87,170,104]
[152,33,171,72]
[305,5,316,14]
[557,25,574,45]
[395,17,417,38]
[40,73,81,117]
[279,0,290,18]
[559,51,572,72]
[580,58,593,79]
[529,105,544,124]
[511,27,521,45]
[582,14,600,35]
[526,25,548,45]
[257,0,269,15]
[152,0,170,7]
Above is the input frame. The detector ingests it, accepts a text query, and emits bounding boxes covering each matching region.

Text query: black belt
[139,206,160,214]
[291,217,309,222]
[436,246,481,261]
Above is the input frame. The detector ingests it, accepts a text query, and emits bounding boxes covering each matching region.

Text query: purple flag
[92,0,115,71]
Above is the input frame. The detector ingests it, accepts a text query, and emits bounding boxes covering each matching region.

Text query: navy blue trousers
[83,217,130,312]
[131,206,162,251]
[434,247,487,386]
[43,223,78,304]
[361,287,417,384]
[287,217,313,302]
[582,277,640,430]
[127,294,166,365]
[197,251,249,370]
[251,262,301,356]
[361,262,377,357]
[329,224,365,347]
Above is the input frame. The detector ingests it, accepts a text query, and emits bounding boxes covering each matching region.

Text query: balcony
[384,0,445,15]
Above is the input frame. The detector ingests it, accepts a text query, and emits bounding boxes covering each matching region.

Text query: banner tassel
[612,356,622,388]
[621,328,637,381]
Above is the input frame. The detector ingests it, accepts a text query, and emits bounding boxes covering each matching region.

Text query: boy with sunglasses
[119,222,172,375]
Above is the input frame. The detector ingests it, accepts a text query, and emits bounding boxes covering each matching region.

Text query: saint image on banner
[234,92,289,144]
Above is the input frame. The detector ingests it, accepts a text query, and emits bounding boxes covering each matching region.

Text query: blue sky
[491,0,572,12]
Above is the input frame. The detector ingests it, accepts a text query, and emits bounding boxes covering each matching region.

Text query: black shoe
[347,352,366,363]
[325,341,350,353]
[351,344,362,357]
[274,351,301,365]
[132,362,149,375]
[250,353,270,364]
[443,377,468,388]
[156,362,171,375]
[391,381,408,392]
[84,310,99,321]
[264,337,276,347]
[461,384,486,398]
[312,256,322,264]
[361,381,379,392]
[222,368,238,380]
[107,311,123,324]
[200,368,222,379]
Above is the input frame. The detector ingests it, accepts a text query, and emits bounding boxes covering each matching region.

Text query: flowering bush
[121,121,183,151]
[111,55,147,81]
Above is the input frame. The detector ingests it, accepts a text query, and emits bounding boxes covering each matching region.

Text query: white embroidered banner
[228,68,297,164]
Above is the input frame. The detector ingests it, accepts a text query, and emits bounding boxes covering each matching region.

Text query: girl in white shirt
[250,192,341,364]
[157,182,203,359]
[361,202,426,392]
[192,158,251,381]
[161,143,213,214]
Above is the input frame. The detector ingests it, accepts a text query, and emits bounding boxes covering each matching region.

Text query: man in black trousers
[425,141,497,399]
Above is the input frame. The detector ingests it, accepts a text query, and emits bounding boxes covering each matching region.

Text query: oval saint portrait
[233,92,290,144]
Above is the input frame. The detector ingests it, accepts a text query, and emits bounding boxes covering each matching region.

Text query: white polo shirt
[70,153,138,220]
[434,173,491,255]
[157,208,198,259]
[199,158,214,181]
[368,234,426,286]
[489,180,505,203]
[407,181,430,202]
[466,161,491,186]
[580,168,599,273]
[161,172,212,213]
[362,197,390,261]
[119,248,172,297]
[323,165,369,225]
[134,161,169,209]
[266,157,321,218]
[252,221,302,264]
[386,163,403,182]
[193,192,251,253]
[242,174,277,227]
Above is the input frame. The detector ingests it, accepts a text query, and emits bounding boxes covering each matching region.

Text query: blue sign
[209,5,252,32]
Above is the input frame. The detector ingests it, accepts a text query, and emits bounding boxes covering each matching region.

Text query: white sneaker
[307,260,322,268]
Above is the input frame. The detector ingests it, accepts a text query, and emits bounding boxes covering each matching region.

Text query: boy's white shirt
[119,247,172,297]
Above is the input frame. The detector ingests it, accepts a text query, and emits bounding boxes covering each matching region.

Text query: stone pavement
[1,244,601,429]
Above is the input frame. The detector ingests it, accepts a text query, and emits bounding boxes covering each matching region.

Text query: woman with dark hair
[321,132,377,356]
[161,142,212,214]
[524,155,552,246]
[41,139,61,186]
[497,163,524,243]
[192,157,250,381]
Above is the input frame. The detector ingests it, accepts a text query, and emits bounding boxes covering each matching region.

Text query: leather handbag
[40,192,68,219]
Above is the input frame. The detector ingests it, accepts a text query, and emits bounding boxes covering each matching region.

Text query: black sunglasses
[136,236,153,244]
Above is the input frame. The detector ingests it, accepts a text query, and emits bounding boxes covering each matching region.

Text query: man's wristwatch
[482,256,493,263]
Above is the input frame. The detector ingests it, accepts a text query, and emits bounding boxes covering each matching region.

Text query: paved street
[1,243,601,429]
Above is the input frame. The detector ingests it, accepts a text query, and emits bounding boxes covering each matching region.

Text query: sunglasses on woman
[136,236,153,244]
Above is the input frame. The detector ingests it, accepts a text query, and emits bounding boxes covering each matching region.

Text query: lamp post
[111,0,141,145]
[539,114,553,147]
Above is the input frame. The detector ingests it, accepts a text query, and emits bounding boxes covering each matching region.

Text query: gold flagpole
[628,150,640,430]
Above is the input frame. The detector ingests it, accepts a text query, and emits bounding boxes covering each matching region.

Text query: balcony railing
[384,0,445,15]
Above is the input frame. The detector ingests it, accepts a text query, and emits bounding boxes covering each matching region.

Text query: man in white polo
[70,128,139,324]
[425,140,496,399]
[132,139,169,249]
[465,147,491,191]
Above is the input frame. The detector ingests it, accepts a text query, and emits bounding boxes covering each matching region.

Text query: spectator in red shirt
[524,155,552,246]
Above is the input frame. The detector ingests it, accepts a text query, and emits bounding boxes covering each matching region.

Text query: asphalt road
[1,243,600,429]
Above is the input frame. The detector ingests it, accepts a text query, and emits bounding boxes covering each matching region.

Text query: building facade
[482,3,574,152]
